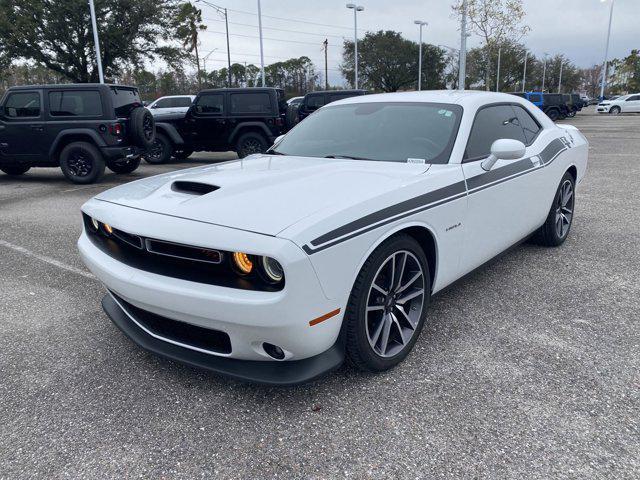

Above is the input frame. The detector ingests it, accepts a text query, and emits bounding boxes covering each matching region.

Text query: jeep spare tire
[129,107,155,148]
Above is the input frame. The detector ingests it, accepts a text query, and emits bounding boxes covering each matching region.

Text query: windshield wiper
[266,149,286,155]
[324,154,373,161]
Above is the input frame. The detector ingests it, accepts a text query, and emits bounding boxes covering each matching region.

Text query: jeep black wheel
[107,157,141,174]
[143,133,172,164]
[0,165,30,176]
[236,132,268,158]
[59,141,105,184]
[173,148,194,160]
[547,109,560,121]
[129,107,156,148]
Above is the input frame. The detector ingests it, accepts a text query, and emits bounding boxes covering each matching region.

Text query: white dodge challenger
[78,91,588,384]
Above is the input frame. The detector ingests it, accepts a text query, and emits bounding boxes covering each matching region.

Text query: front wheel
[0,165,30,176]
[59,142,105,184]
[344,234,431,372]
[532,171,575,247]
[609,106,621,115]
[547,109,560,121]
[143,133,173,164]
[236,132,268,158]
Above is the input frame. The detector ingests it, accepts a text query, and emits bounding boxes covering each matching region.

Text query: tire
[609,106,621,115]
[59,141,105,184]
[532,171,576,247]
[546,109,560,121]
[107,157,141,174]
[0,165,30,176]
[143,133,173,164]
[129,107,155,148]
[236,132,268,158]
[173,148,194,160]
[344,234,431,372]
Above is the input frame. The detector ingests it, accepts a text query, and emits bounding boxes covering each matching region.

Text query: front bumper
[596,105,610,113]
[103,292,344,385]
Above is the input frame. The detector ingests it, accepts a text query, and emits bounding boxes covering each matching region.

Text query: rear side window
[195,94,224,114]
[172,97,193,107]
[512,105,541,144]
[305,94,325,110]
[229,93,273,114]
[49,90,102,117]
[110,87,142,117]
[465,105,527,161]
[4,92,41,117]
[626,95,640,101]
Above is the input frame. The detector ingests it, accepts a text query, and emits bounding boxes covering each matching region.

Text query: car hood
[94,155,430,236]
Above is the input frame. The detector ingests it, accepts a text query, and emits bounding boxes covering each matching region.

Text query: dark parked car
[147,87,287,162]
[0,84,154,183]
[297,89,368,122]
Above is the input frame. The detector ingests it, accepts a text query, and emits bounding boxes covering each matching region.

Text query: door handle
[30,125,44,132]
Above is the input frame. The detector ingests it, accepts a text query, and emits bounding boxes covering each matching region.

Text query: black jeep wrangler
[147,87,287,163]
[541,93,570,121]
[0,84,155,183]
[296,89,368,122]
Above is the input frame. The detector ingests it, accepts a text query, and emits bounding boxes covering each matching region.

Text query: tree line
[0,0,637,99]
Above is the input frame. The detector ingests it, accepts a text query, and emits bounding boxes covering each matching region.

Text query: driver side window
[464,105,528,162]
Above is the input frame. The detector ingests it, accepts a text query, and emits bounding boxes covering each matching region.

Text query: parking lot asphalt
[1,108,639,479]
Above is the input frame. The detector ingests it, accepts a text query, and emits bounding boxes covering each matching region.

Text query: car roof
[199,87,279,94]
[8,83,136,90]
[305,89,366,96]
[330,90,536,110]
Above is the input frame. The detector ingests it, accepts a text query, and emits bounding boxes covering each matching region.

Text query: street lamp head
[356,6,364,11]
[346,3,355,8]
[414,20,427,26]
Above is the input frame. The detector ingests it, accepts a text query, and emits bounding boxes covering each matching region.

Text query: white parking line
[0,239,96,280]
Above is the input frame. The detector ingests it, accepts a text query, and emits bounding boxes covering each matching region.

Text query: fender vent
[171,181,219,195]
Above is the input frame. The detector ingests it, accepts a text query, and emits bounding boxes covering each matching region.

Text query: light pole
[198,1,232,87]
[496,45,501,92]
[542,52,549,92]
[558,60,564,93]
[414,20,428,91]
[257,0,265,86]
[88,0,104,83]
[346,4,364,89]
[522,51,528,92]
[458,0,468,90]
[599,0,615,100]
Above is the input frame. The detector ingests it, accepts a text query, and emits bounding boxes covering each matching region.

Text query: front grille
[112,292,232,354]
[82,214,283,292]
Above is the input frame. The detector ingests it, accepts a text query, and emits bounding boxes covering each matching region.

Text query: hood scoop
[171,181,219,196]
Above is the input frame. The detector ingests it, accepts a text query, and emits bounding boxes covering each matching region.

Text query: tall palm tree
[175,3,207,88]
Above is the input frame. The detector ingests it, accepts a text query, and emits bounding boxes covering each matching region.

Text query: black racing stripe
[305,191,468,254]
[465,157,534,191]
[310,180,467,247]
[539,138,565,164]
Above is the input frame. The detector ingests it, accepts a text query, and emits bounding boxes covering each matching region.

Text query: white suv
[597,94,640,114]
[147,95,196,116]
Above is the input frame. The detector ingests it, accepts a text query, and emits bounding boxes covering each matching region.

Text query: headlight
[261,256,284,283]
[232,252,253,274]
[90,217,99,231]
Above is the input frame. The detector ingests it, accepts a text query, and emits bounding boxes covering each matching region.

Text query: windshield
[273,102,462,164]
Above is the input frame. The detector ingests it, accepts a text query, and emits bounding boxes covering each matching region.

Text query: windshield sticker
[438,109,453,117]
[407,158,426,164]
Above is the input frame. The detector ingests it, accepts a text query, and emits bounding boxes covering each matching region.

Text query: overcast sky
[196,0,637,86]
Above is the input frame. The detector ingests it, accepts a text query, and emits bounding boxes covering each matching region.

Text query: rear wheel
[532,171,576,247]
[236,132,268,158]
[143,133,173,164]
[609,106,621,115]
[59,141,105,184]
[0,165,30,176]
[546,109,560,121]
[107,157,141,174]
[345,234,430,372]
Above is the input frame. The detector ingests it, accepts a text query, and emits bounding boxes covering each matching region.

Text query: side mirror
[481,139,526,171]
